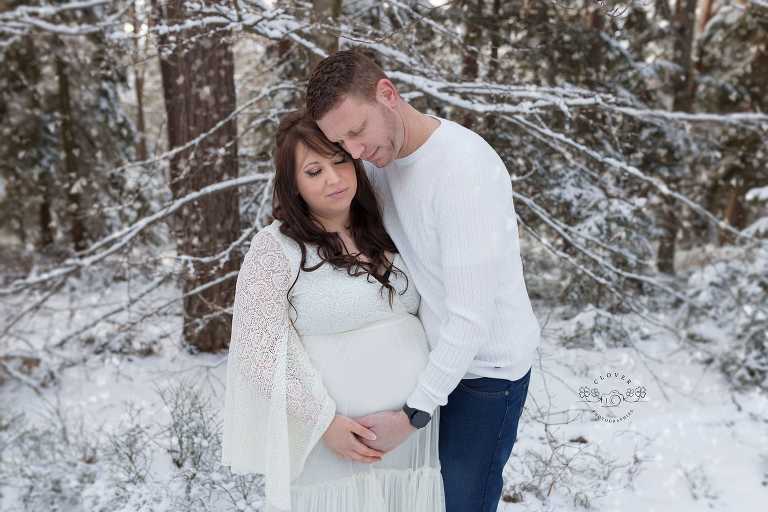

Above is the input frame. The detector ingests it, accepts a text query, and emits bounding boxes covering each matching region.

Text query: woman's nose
[325,167,341,185]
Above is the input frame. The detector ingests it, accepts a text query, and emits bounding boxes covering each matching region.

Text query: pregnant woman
[221,111,445,512]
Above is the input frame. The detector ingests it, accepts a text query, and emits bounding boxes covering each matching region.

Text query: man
[306,49,540,512]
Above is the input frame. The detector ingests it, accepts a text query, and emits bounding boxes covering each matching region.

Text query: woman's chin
[331,203,353,217]
[313,203,353,220]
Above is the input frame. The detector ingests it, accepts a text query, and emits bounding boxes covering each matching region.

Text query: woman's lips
[327,187,349,198]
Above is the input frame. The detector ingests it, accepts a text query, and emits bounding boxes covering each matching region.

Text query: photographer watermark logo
[578,371,648,423]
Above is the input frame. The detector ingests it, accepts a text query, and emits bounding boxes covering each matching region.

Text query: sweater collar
[392,115,444,168]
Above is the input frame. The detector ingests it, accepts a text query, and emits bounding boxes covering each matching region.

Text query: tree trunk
[702,173,722,245]
[38,170,54,248]
[485,0,502,132]
[311,0,342,68]
[1,24,48,249]
[656,0,697,274]
[153,0,241,352]
[723,179,748,232]
[132,0,148,161]
[699,0,715,32]
[461,0,484,129]
[55,51,87,253]
[696,0,720,247]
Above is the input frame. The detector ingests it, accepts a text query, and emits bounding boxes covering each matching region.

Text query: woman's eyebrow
[301,160,321,170]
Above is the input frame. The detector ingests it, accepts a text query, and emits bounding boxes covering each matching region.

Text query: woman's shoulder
[235,222,298,295]
[245,220,301,268]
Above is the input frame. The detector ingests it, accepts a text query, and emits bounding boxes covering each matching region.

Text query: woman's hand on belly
[355,410,416,453]
[322,415,385,463]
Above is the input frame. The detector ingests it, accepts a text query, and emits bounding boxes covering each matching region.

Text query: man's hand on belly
[354,410,416,453]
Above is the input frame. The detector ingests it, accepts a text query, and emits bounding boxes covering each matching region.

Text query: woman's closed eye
[333,154,348,165]
[306,168,322,177]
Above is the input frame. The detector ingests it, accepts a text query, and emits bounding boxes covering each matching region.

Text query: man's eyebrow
[328,121,363,143]
[346,121,365,136]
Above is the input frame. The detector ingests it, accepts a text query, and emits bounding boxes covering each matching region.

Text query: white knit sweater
[366,115,541,414]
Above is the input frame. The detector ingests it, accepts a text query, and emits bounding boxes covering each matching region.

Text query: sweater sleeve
[221,229,336,511]
[405,149,514,414]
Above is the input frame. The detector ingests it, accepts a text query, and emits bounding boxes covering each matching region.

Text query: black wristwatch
[402,404,432,429]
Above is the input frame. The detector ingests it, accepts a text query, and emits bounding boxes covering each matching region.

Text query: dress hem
[291,465,445,512]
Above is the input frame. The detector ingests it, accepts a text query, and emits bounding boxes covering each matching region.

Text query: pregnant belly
[301,314,429,417]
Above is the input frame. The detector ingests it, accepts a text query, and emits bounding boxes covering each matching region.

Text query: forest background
[1,0,767,511]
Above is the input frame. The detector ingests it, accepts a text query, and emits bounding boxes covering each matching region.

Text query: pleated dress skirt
[291,314,445,512]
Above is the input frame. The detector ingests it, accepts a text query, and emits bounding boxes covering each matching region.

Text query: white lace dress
[221,220,445,512]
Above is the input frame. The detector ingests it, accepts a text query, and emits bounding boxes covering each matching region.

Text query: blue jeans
[439,367,532,512]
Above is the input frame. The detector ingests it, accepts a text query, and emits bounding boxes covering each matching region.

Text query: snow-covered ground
[501,320,768,512]
[1,277,766,512]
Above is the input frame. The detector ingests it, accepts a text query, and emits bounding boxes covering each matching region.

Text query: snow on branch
[746,186,768,202]
[603,105,768,126]
[387,72,768,126]
[513,191,700,311]
[0,0,128,38]
[51,273,173,349]
[0,0,110,21]
[115,269,239,339]
[0,173,272,297]
[83,82,296,187]
[505,114,760,244]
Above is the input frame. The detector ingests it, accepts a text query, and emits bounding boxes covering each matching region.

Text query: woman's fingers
[348,452,381,463]
[351,437,384,459]
[348,419,377,441]
[324,415,385,463]
[347,451,381,463]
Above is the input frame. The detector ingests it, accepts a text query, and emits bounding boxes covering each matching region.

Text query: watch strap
[402,404,432,429]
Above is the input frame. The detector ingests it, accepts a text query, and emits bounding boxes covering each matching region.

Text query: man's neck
[396,103,440,159]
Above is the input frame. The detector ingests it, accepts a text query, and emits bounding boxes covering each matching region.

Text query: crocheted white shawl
[221,228,336,511]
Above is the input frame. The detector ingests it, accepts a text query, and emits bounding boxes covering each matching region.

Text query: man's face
[316,88,403,168]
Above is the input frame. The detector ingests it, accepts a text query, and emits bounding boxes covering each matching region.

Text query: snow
[499,324,768,512]
[747,186,768,202]
[2,1,767,510]
[2,274,766,511]
[743,217,768,237]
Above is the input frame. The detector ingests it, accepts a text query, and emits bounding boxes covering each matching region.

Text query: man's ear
[376,78,399,108]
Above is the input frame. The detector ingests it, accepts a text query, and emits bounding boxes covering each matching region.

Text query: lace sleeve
[222,229,336,511]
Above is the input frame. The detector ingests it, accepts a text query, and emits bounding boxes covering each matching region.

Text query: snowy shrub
[558,305,640,349]
[0,403,103,512]
[680,242,768,391]
[104,403,152,486]
[681,463,720,508]
[0,379,264,512]
[158,377,221,474]
[502,428,644,510]
[80,330,161,359]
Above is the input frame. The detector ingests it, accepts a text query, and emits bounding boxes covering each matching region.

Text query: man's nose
[345,140,364,159]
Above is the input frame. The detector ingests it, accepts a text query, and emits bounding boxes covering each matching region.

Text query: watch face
[412,411,431,429]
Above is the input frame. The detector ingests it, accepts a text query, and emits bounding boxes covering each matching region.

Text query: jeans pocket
[458,377,512,398]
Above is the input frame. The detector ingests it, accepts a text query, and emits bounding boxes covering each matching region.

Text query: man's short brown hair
[306,49,387,121]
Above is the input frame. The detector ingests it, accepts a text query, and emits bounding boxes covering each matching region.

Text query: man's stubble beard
[381,104,404,164]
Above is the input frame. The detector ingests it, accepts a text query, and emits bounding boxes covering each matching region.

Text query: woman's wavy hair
[271,110,407,307]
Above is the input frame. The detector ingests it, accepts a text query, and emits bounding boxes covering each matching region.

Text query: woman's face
[294,141,358,222]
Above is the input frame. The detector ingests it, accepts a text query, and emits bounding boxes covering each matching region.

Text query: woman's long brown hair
[271,110,407,307]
